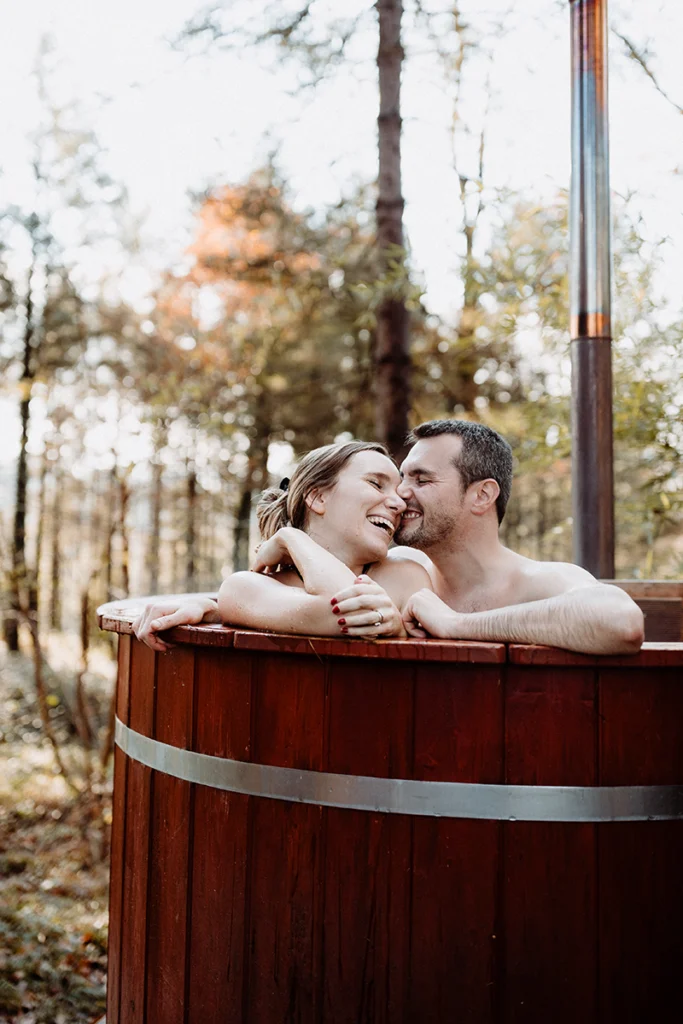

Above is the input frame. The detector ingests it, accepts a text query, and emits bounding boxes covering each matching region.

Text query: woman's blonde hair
[256,440,391,540]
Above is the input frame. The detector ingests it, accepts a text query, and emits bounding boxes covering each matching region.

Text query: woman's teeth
[367,516,394,535]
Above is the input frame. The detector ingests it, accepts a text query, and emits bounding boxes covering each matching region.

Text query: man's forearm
[449,586,644,655]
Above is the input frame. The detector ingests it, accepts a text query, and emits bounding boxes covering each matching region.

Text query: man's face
[395,435,467,550]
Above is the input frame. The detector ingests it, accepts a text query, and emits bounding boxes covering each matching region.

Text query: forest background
[1,1,683,1020]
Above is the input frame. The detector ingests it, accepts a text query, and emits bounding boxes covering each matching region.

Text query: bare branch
[175,2,370,89]
[614,30,683,116]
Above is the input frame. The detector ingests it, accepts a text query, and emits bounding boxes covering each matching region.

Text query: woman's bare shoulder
[220,568,305,595]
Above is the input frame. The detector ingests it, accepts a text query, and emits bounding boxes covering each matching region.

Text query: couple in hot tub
[133,419,644,655]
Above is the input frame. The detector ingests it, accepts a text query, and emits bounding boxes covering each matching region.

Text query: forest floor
[0,635,116,1023]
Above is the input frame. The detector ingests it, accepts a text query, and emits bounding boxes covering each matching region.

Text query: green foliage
[472,192,683,575]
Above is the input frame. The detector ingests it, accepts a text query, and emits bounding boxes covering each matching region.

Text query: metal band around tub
[115,718,683,823]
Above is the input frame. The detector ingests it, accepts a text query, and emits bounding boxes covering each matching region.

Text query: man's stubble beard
[395,505,462,551]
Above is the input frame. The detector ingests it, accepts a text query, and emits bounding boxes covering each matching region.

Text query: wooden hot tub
[99,597,683,1024]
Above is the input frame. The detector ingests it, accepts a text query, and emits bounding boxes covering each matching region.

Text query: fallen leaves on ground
[1,640,114,1023]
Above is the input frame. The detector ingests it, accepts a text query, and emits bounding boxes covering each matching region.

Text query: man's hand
[402,589,458,639]
[132,597,219,652]
[330,575,403,637]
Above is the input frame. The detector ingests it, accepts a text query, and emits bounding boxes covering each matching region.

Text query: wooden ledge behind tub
[602,579,683,642]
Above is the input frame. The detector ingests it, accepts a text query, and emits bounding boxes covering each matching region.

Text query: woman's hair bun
[256,487,289,539]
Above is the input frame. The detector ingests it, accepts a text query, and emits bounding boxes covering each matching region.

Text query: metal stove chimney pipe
[569,0,615,577]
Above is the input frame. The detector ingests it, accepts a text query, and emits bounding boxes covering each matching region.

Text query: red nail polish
[332,605,339,614]
[330,597,336,605]
[338,618,346,625]
[341,627,348,634]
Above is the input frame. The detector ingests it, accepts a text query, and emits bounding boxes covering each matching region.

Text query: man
[391,419,643,655]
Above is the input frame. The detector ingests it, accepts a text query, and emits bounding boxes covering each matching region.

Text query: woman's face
[308,450,406,562]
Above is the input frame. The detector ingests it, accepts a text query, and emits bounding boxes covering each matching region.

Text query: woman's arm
[253,527,356,594]
[218,571,351,636]
[218,527,359,636]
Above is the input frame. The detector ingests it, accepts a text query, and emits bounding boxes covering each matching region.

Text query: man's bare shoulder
[514,554,599,601]
[371,554,433,595]
[387,546,435,572]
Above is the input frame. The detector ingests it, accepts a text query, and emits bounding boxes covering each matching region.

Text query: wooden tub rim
[97,595,683,666]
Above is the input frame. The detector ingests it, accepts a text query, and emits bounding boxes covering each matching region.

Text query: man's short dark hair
[407,419,513,524]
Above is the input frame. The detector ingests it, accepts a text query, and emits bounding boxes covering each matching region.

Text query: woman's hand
[330,575,404,638]
[402,589,458,639]
[251,527,294,574]
[132,597,219,652]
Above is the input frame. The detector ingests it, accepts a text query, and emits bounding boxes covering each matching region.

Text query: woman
[132,440,431,651]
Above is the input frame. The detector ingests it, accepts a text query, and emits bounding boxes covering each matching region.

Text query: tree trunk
[102,464,117,603]
[4,256,38,651]
[232,438,269,573]
[148,455,163,595]
[118,470,130,598]
[49,467,62,631]
[186,462,197,591]
[29,449,49,629]
[375,0,410,462]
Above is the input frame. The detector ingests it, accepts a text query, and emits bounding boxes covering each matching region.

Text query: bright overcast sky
[2,0,682,314]
[1,0,682,471]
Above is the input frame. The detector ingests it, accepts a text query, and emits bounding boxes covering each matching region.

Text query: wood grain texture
[509,642,683,667]
[410,663,504,1022]
[106,634,131,1024]
[503,666,598,1024]
[323,657,414,1024]
[634,597,682,641]
[145,645,195,1024]
[598,667,683,1022]
[234,630,506,662]
[246,653,326,1024]
[119,640,156,1024]
[604,579,683,599]
[187,648,252,1024]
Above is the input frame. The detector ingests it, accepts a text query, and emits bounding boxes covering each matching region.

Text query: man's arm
[403,579,645,655]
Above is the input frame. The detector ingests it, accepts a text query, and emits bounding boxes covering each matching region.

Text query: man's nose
[396,480,412,500]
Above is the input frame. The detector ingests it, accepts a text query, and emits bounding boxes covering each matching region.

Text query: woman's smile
[367,513,397,537]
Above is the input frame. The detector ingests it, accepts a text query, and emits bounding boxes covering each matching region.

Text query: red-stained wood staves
[323,657,415,1024]
[106,634,131,1024]
[119,640,156,1024]
[246,652,326,1024]
[234,629,505,663]
[186,648,253,1024]
[145,645,196,1024]
[502,666,598,1024]
[102,619,683,1024]
[410,662,504,1023]
[598,667,683,1022]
